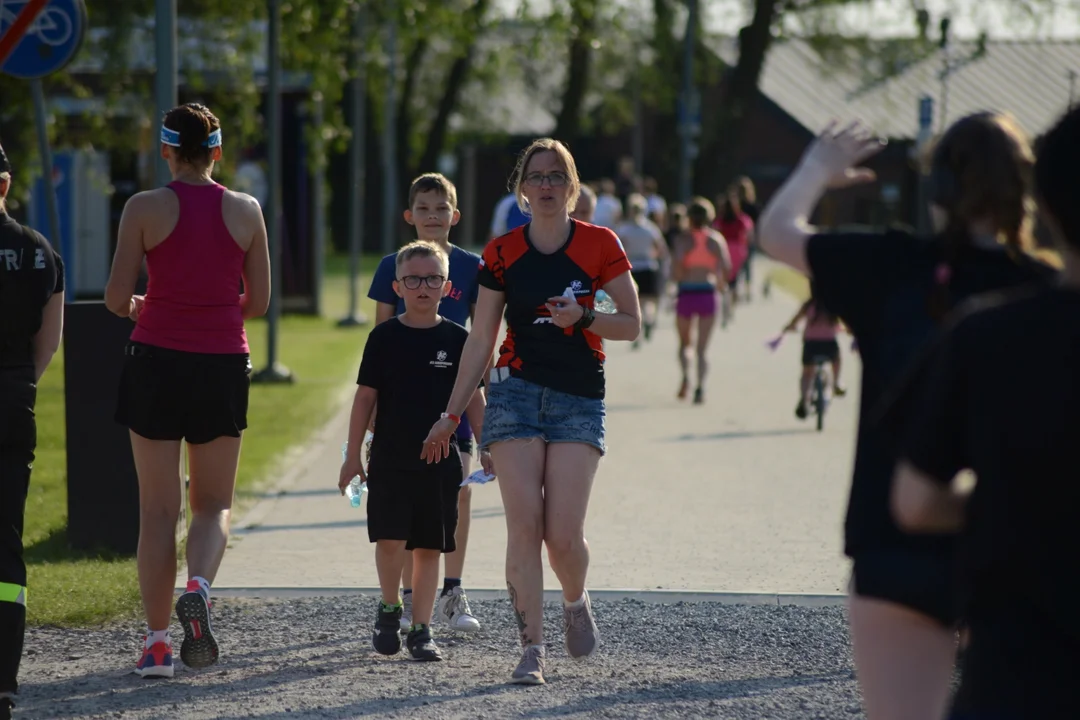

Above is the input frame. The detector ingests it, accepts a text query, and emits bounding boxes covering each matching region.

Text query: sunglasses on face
[398,274,446,290]
[524,171,569,188]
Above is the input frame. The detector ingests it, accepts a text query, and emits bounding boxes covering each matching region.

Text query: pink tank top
[803,304,838,341]
[131,182,249,354]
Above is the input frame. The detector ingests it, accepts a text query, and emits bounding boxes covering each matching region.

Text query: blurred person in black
[890,105,1080,719]
[0,143,65,720]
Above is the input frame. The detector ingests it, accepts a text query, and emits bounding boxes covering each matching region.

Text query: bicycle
[0,2,74,47]
[809,354,832,431]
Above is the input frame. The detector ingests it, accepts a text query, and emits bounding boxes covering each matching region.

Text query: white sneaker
[399,593,413,631]
[436,586,481,632]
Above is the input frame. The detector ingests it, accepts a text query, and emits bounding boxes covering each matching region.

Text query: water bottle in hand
[594,290,617,314]
[341,441,367,508]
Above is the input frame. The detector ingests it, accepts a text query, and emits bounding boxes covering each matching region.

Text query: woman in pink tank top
[780,285,848,420]
[104,103,270,677]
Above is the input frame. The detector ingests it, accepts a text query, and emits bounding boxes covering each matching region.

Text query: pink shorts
[676,286,717,318]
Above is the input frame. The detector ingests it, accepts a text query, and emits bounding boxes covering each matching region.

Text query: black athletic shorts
[631,268,660,297]
[115,342,252,445]
[851,546,960,627]
[366,451,462,552]
[802,339,840,366]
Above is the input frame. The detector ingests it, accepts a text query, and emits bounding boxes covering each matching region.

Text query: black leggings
[0,370,35,695]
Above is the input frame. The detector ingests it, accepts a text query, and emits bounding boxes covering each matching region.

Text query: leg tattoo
[507,582,532,647]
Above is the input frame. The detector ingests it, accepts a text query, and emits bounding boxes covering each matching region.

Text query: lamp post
[338,0,369,327]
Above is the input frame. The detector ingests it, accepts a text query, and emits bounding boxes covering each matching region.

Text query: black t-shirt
[477,220,632,399]
[805,228,1056,556]
[357,317,469,473]
[0,212,64,369]
[891,286,1080,715]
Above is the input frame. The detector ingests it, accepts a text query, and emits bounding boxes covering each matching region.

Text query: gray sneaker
[399,593,413,631]
[509,645,546,685]
[563,590,600,659]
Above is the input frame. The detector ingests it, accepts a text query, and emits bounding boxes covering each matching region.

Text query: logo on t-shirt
[565,280,590,296]
[431,350,453,368]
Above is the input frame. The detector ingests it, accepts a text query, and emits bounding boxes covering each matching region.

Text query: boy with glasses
[341,241,490,661]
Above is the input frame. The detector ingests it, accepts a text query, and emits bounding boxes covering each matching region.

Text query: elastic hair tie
[160,126,223,149]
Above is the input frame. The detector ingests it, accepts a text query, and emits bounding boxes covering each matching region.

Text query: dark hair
[162,103,221,167]
[687,196,715,228]
[1034,106,1080,253]
[408,172,458,209]
[721,190,741,222]
[924,111,1035,319]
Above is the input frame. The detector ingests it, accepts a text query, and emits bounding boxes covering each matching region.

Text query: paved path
[193,263,859,595]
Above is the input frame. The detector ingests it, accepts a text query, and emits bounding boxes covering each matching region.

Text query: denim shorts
[480,371,606,455]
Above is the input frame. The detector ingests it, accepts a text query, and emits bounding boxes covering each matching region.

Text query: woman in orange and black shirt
[422,138,640,685]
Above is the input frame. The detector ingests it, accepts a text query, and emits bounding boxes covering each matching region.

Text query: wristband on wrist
[441,412,461,426]
[575,304,596,330]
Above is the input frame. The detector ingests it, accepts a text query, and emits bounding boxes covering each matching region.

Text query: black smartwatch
[575,304,596,330]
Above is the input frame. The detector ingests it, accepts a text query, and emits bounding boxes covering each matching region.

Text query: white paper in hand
[461,469,497,487]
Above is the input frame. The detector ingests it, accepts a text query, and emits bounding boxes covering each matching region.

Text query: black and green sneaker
[406,624,443,662]
[372,602,403,656]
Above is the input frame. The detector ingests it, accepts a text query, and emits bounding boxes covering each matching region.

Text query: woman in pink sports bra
[781,283,848,420]
[670,197,732,404]
[104,103,270,678]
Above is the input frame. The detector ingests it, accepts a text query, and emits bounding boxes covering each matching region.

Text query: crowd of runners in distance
[3,93,1079,720]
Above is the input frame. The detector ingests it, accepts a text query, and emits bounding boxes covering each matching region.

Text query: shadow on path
[663,428,819,442]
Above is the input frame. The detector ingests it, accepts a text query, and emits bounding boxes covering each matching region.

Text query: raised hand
[799,120,887,189]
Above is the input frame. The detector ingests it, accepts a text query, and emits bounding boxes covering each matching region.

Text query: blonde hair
[627,193,648,218]
[395,240,449,276]
[687,196,715,228]
[511,138,582,215]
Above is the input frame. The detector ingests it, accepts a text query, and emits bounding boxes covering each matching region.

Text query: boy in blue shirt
[367,173,483,632]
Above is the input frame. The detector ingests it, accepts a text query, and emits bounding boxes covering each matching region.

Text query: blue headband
[161,127,222,149]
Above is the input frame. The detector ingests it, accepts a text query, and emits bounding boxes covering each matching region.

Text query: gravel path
[18,598,863,719]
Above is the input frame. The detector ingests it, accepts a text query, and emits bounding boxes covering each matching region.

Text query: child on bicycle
[782,285,847,420]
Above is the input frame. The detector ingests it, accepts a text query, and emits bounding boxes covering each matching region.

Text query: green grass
[766,264,811,303]
[25,255,380,627]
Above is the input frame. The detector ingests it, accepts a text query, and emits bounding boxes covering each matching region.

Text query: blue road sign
[0,0,87,79]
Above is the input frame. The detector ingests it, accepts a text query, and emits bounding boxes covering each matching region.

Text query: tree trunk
[694,0,780,198]
[418,0,491,175]
[552,0,599,145]
[396,36,430,181]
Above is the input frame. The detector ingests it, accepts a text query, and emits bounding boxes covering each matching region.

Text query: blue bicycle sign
[0,0,86,79]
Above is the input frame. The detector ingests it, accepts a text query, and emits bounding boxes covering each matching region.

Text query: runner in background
[643,177,668,232]
[615,193,668,345]
[780,285,847,420]
[489,191,530,239]
[0,144,64,720]
[671,197,732,404]
[593,178,622,229]
[665,203,688,250]
[713,188,755,318]
[106,103,271,676]
[733,177,759,300]
[758,113,1056,720]
[571,185,597,223]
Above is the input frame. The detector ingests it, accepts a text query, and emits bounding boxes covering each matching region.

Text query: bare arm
[105,194,149,318]
[758,121,884,277]
[343,386,378,479]
[891,461,968,533]
[32,293,64,381]
[445,286,505,417]
[464,387,486,448]
[669,236,687,283]
[240,198,271,319]
[784,300,811,333]
[589,271,641,342]
[711,231,733,281]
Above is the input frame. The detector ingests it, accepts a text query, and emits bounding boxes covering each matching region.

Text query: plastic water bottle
[341,441,367,508]
[594,290,617,314]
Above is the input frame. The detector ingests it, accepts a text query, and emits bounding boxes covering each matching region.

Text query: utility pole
[339,0,369,327]
[678,0,699,203]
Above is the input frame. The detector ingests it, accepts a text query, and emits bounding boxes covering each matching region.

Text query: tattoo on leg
[506,581,532,646]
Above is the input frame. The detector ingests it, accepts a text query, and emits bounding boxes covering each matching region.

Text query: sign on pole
[1,0,88,293]
[0,0,87,78]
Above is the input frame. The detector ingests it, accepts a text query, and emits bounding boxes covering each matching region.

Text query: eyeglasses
[524,171,569,188]
[398,274,446,290]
